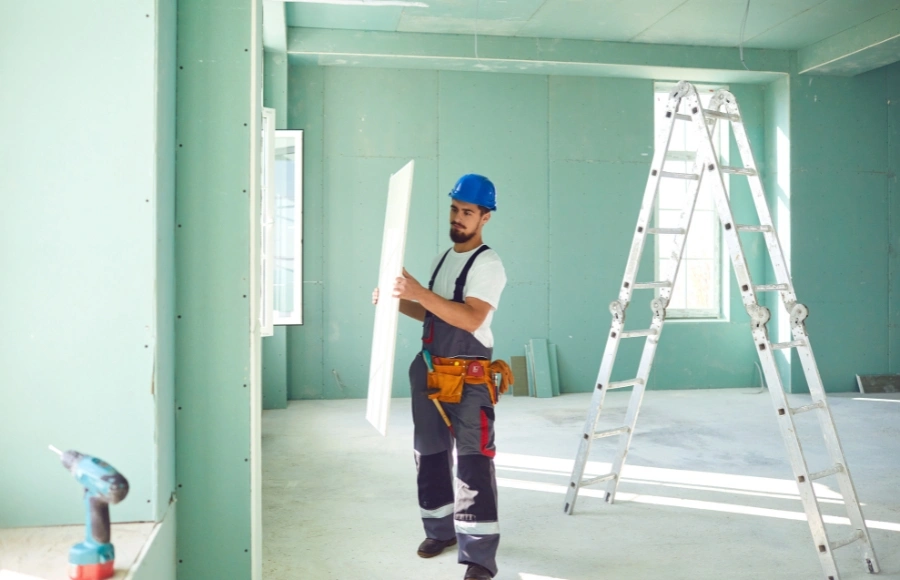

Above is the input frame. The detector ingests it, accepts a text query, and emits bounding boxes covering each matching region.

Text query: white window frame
[653,82,729,320]
[273,130,304,326]
[260,107,276,337]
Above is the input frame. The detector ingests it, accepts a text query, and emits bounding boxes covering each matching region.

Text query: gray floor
[262,389,900,580]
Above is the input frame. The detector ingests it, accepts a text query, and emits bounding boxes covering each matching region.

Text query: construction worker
[374,174,507,580]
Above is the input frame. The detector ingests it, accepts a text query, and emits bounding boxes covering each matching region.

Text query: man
[375,174,507,580]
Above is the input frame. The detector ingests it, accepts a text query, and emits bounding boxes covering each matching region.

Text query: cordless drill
[50,446,129,580]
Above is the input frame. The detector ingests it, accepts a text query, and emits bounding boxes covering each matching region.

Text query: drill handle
[87,495,111,545]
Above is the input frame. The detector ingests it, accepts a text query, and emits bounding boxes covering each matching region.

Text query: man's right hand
[372,287,379,305]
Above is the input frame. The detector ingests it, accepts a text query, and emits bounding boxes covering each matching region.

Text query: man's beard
[450,226,475,244]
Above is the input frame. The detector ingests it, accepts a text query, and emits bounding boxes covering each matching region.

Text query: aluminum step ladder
[564,81,879,580]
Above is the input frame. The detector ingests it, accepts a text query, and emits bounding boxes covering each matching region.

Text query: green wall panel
[789,70,892,392]
[175,0,260,577]
[890,63,900,372]
[130,504,177,580]
[325,67,439,159]
[263,329,288,410]
[155,0,178,522]
[0,0,166,527]
[287,66,326,399]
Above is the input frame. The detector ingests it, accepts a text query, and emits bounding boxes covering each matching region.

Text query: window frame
[653,82,729,320]
[273,129,304,326]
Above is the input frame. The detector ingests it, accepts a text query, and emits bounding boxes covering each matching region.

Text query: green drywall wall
[263,327,288,409]
[0,0,168,527]
[789,67,893,392]
[264,50,289,129]
[890,62,900,372]
[175,0,261,577]
[287,66,770,398]
[155,0,177,523]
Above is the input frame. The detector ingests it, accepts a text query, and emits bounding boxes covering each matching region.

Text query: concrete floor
[262,389,900,580]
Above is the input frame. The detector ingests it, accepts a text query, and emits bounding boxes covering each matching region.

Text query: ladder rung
[665,151,696,161]
[620,329,658,338]
[660,171,700,181]
[703,109,741,122]
[633,281,672,289]
[772,339,806,350]
[754,284,789,292]
[736,225,774,233]
[721,165,758,176]
[809,463,844,482]
[580,473,617,487]
[608,379,644,390]
[647,227,686,235]
[674,113,691,121]
[830,530,864,552]
[592,426,630,440]
[790,401,824,414]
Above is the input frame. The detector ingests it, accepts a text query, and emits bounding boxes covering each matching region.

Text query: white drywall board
[366,160,415,435]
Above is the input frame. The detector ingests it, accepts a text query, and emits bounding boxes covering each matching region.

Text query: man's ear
[481,211,492,226]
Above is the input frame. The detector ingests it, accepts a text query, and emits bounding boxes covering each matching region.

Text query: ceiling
[284,0,897,51]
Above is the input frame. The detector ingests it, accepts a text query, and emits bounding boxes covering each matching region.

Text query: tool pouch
[426,363,467,403]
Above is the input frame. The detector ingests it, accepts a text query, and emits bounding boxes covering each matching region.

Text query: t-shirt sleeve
[464,255,507,310]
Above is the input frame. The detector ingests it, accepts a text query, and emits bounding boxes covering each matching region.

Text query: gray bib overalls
[409,245,500,577]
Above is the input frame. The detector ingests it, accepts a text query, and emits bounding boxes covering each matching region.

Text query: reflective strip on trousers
[420,503,454,519]
[455,520,500,535]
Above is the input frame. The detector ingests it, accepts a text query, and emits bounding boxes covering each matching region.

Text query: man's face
[449,199,489,243]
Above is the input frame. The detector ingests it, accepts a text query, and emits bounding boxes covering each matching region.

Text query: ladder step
[673,110,741,122]
[633,281,672,289]
[647,227,686,235]
[736,224,773,233]
[809,463,844,482]
[592,426,630,440]
[772,339,806,350]
[790,401,823,415]
[608,379,644,390]
[579,473,617,487]
[665,151,696,162]
[830,530,864,552]
[620,329,658,338]
[659,171,700,181]
[721,166,758,176]
[754,284,789,292]
[703,109,741,122]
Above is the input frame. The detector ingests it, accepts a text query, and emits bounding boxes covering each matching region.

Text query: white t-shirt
[428,245,507,348]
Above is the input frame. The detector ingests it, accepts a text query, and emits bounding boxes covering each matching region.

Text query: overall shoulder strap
[428,249,452,291]
[453,245,490,303]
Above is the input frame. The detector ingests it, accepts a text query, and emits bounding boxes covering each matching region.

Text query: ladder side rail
[605,89,714,504]
[564,308,625,515]
[565,84,687,515]
[618,100,681,305]
[791,326,881,573]
[604,299,667,504]
[725,89,879,574]
[702,94,843,579]
[721,93,797,306]
[749,322,842,580]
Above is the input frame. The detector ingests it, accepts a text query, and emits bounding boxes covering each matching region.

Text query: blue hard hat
[448,174,497,211]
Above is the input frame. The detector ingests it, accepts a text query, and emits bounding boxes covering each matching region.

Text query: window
[273,130,304,325]
[653,83,728,319]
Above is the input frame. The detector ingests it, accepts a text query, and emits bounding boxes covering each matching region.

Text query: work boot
[416,537,457,558]
[464,563,493,579]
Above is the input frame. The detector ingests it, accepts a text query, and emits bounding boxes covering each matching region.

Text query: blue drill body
[57,450,129,573]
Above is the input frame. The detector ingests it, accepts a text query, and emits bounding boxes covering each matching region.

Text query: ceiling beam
[263,1,287,52]
[798,9,900,76]
[287,28,791,84]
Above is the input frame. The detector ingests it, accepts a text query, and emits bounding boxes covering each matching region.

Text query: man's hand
[372,287,379,305]
[394,268,425,301]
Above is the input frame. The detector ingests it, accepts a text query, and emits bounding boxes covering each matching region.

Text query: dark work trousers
[410,314,499,577]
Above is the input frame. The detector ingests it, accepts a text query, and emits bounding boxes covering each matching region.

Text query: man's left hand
[394,268,424,301]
